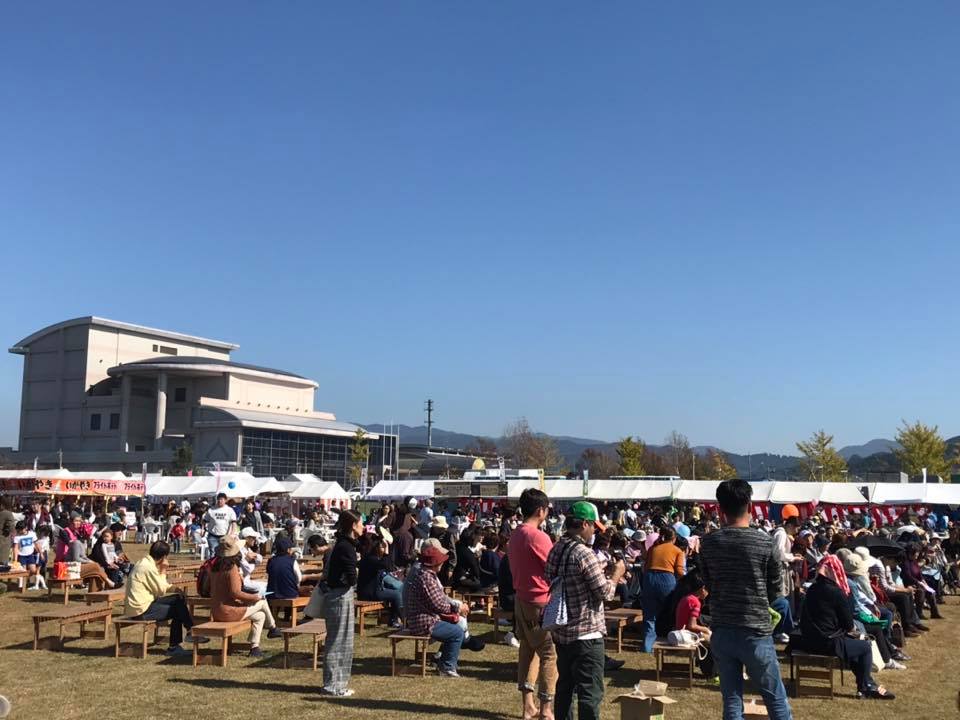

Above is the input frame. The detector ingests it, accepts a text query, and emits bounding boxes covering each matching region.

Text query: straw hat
[217,536,242,558]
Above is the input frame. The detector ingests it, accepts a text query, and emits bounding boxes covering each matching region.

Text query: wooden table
[355,600,386,637]
[459,590,497,618]
[0,569,28,592]
[269,595,310,627]
[652,641,697,688]
[191,620,250,667]
[605,608,643,653]
[32,603,113,650]
[282,619,327,670]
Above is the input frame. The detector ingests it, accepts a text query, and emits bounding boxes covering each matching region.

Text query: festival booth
[506,479,587,499]
[178,472,284,499]
[588,479,676,501]
[0,469,145,497]
[365,479,435,500]
[289,479,352,509]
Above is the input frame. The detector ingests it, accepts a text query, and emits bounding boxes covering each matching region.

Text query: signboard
[435,482,473,498]
[478,481,508,498]
[435,481,508,498]
[0,477,146,497]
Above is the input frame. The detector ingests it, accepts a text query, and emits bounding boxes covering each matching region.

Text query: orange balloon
[782,504,799,519]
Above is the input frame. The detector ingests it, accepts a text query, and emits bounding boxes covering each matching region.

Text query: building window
[109,413,120,430]
[151,344,178,356]
[90,413,102,431]
[174,387,187,403]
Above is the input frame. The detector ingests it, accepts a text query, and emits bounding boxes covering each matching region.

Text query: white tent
[920,484,960,505]
[672,480,721,502]
[768,482,823,504]
[588,479,675,501]
[818,483,871,505]
[68,471,129,482]
[289,480,349,500]
[279,473,322,494]
[365,480,435,500]
[870,484,929,505]
[145,475,195,497]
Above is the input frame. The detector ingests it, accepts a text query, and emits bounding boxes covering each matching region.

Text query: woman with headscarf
[792,555,894,699]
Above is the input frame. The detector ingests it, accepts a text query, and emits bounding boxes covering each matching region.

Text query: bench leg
[358,610,365,638]
[114,625,121,658]
[391,640,397,677]
[193,639,199,667]
[221,637,229,667]
[291,608,299,628]
[655,651,661,683]
[312,636,319,672]
[33,618,40,651]
[493,616,500,643]
[58,621,65,648]
[420,640,427,677]
[141,626,149,659]
[283,634,290,669]
[618,625,623,654]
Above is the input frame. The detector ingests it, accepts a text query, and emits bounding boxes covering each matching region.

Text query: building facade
[7,317,395,486]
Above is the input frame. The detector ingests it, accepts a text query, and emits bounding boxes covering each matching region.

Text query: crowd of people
[2,481,959,717]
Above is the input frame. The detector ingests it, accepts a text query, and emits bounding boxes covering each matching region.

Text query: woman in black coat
[792,555,894,700]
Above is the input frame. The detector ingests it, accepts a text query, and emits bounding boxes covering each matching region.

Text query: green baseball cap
[571,501,606,531]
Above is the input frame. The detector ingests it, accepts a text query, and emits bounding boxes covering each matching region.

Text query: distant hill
[838,438,900,460]
[360,423,948,480]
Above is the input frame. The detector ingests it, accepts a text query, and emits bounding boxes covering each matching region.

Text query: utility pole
[424,399,434,449]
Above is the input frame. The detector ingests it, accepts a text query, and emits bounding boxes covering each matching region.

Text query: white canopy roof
[870,483,929,505]
[365,480,435,500]
[768,482,824,504]
[817,483,870,505]
[672,480,721,502]
[145,475,195,497]
[920,484,960,505]
[588,479,675,501]
[289,480,349,500]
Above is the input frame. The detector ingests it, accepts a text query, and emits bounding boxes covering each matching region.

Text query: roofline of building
[107,361,319,388]
[9,316,239,353]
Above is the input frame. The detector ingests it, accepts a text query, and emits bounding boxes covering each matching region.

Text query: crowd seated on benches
[357,531,403,628]
[91,527,132,587]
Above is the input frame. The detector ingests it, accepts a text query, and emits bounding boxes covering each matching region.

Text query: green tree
[796,430,848,482]
[349,428,370,486]
[171,443,194,475]
[894,420,950,480]
[616,436,646,475]
[707,449,737,480]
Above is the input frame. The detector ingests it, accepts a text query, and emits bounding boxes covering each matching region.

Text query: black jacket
[453,540,481,586]
[327,536,359,590]
[795,575,853,656]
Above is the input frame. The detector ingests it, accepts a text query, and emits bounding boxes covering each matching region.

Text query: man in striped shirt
[545,501,624,720]
[700,480,793,720]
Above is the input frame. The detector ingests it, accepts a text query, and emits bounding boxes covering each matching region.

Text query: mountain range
[361,424,931,478]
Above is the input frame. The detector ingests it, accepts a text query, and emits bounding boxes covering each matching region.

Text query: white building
[7,317,395,485]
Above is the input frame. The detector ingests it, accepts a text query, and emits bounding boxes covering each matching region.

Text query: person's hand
[610,559,626,583]
[458,603,468,617]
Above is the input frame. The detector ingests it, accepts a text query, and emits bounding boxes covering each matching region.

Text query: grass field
[1,544,958,720]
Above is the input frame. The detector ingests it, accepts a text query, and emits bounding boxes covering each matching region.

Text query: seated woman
[791,555,894,700]
[838,550,906,670]
[357,532,404,628]
[671,571,715,679]
[403,544,478,677]
[452,527,484,591]
[65,530,114,589]
[901,543,942,619]
[91,527,132,587]
[210,536,280,657]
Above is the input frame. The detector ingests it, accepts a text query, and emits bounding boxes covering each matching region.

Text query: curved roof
[10,316,237,352]
[108,355,310,380]
[193,405,373,438]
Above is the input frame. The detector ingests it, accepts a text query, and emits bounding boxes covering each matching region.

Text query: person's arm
[422,572,457,615]
[766,545,782,604]
[228,569,260,605]
[580,548,619,602]
[673,546,686,578]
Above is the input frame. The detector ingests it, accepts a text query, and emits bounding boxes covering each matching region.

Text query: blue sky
[2,3,958,455]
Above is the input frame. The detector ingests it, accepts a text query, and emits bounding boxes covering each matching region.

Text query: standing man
[545,501,624,720]
[509,489,557,720]
[0,497,16,566]
[418,498,435,537]
[202,493,236,558]
[700,480,792,720]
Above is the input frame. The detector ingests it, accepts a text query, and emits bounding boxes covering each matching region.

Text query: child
[478,532,501,589]
[34,526,51,586]
[12,521,42,590]
[169,519,185,554]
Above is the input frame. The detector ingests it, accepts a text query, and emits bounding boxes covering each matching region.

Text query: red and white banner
[0,476,145,497]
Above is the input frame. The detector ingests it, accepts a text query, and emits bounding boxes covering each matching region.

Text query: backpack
[196,557,216,598]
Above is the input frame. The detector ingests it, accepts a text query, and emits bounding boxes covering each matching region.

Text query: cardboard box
[742,698,766,716]
[611,681,676,720]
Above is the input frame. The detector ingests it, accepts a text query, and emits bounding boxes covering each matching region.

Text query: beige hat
[432,516,449,529]
[217,535,242,558]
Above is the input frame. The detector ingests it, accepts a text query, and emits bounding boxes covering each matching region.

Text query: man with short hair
[125,540,204,655]
[509,488,557,720]
[202,493,236,557]
[700,480,792,720]
[545,502,624,720]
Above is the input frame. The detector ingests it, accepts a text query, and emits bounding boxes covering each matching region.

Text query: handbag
[542,541,576,632]
[52,562,69,580]
[66,561,81,580]
[869,638,883,673]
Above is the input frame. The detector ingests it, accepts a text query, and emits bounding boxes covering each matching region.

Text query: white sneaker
[885,659,906,670]
[775,633,790,644]
[438,668,461,678]
[504,632,520,648]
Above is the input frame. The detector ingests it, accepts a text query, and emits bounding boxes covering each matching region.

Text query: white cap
[239,527,264,542]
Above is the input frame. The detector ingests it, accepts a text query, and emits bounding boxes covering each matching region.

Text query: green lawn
[1,545,957,720]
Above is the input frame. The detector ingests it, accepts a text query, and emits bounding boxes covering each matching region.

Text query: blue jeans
[641,570,677,652]
[770,596,795,636]
[711,626,793,720]
[430,620,464,673]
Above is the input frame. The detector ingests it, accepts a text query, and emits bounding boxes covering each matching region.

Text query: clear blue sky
[2,3,959,455]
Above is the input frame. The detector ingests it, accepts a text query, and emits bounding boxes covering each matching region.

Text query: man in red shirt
[508,489,557,720]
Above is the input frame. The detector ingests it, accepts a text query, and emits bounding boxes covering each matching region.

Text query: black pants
[838,636,875,692]
[135,594,193,647]
[555,638,605,720]
[887,591,918,627]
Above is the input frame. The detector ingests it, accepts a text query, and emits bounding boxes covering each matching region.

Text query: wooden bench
[33,603,113,650]
[47,576,101,605]
[86,587,126,607]
[114,618,169,659]
[389,633,434,677]
[789,650,843,698]
[191,620,250,667]
[492,608,514,642]
[355,600,387,637]
[186,596,215,617]
[459,590,497,619]
[0,569,29,593]
[282,619,327,670]
[652,641,697,689]
[269,595,309,627]
[606,608,644,654]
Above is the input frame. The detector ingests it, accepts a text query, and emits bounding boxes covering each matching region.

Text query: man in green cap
[544,501,625,720]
